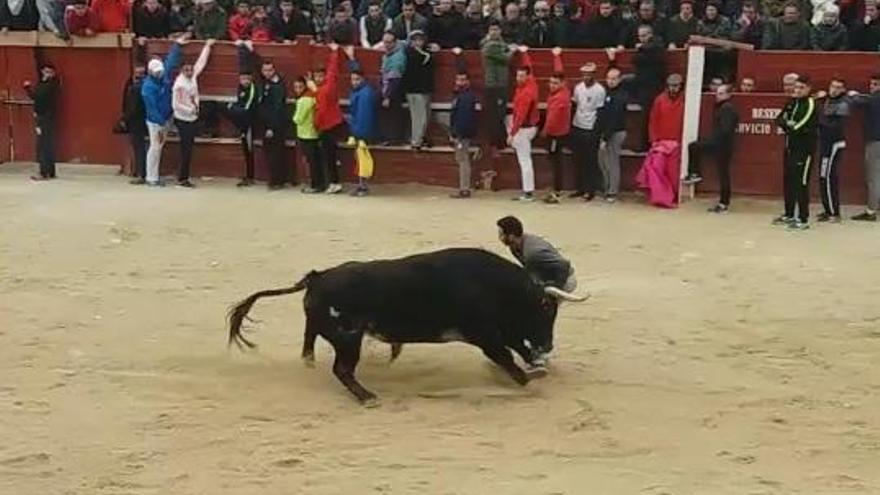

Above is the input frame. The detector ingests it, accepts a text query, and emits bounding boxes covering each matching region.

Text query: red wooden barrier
[738,50,880,92]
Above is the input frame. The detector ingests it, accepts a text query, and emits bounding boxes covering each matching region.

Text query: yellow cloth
[354,139,374,178]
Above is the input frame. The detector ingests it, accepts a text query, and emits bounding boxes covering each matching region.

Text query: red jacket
[228,13,251,40]
[510,52,540,136]
[90,0,130,32]
[542,53,571,137]
[649,91,685,143]
[250,18,272,41]
[315,50,345,132]
[65,8,98,35]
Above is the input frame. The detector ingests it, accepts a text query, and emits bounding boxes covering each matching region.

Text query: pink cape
[635,140,682,209]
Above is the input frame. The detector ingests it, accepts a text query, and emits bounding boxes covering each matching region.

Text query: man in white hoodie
[172,39,214,188]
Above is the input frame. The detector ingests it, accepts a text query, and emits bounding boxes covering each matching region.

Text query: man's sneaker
[301,187,320,194]
[236,178,253,187]
[567,191,585,199]
[146,179,165,187]
[176,180,195,188]
[325,183,343,194]
[787,221,810,231]
[512,192,534,202]
[708,203,729,214]
[772,215,794,226]
[816,212,831,222]
[683,174,703,184]
[30,175,50,181]
[583,192,596,202]
[605,194,617,204]
[129,178,146,185]
[829,215,842,224]
[350,186,369,197]
[450,190,471,199]
[851,211,877,222]
[543,192,561,204]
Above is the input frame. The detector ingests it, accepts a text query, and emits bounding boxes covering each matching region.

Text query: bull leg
[330,334,378,405]
[389,343,403,363]
[479,342,529,386]
[301,314,321,368]
[509,340,538,366]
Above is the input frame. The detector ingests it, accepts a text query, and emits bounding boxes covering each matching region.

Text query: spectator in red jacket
[249,4,272,41]
[65,0,98,36]
[91,0,130,32]
[508,46,541,202]
[542,47,572,204]
[309,42,350,194]
[648,73,685,144]
[227,0,251,40]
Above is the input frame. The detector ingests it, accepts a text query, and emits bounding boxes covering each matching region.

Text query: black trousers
[483,86,508,148]
[570,127,602,194]
[174,118,199,181]
[379,92,406,144]
[819,136,845,217]
[36,118,56,178]
[320,123,343,184]
[223,106,255,179]
[783,143,814,223]
[129,124,148,179]
[264,129,290,186]
[299,138,325,190]
[548,136,567,192]
[689,140,733,206]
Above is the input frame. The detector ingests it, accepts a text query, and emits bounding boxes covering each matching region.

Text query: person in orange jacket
[508,45,541,202]
[648,73,685,145]
[541,47,571,204]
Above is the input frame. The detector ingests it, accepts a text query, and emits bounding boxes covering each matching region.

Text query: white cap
[147,58,164,76]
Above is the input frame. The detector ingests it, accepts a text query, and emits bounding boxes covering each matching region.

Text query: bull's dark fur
[228,248,553,404]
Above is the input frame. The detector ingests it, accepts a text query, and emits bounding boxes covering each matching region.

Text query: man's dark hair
[550,72,564,80]
[369,0,381,6]
[383,30,396,39]
[262,60,275,68]
[351,68,364,76]
[796,74,811,85]
[830,74,846,85]
[294,76,307,85]
[598,0,613,6]
[335,5,347,13]
[742,1,757,9]
[488,18,503,28]
[517,66,531,75]
[456,70,469,78]
[497,216,524,237]
[783,1,799,11]
[238,0,250,5]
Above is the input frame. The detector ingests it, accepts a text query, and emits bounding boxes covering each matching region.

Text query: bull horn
[544,286,590,302]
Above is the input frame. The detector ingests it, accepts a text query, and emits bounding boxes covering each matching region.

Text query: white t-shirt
[572,81,606,131]
[172,75,199,123]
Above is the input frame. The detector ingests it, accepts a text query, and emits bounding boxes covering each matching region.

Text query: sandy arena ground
[1,164,879,495]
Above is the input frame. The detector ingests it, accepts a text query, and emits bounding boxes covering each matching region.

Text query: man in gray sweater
[497,215,578,362]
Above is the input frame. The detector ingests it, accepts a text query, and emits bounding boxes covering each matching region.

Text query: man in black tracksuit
[122,64,148,184]
[229,42,260,187]
[816,77,851,223]
[774,75,818,229]
[685,83,739,213]
[24,62,60,181]
[258,59,291,189]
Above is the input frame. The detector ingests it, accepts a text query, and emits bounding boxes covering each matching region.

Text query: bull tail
[227,272,315,350]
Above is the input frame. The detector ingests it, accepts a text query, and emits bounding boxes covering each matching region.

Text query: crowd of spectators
[2,0,879,51]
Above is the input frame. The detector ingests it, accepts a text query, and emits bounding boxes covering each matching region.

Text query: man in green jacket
[481,19,513,156]
[194,0,227,39]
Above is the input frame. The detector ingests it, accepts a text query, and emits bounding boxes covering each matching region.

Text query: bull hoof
[525,365,548,380]
[361,396,381,408]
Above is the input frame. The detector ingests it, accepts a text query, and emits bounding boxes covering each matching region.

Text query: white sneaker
[325,183,343,194]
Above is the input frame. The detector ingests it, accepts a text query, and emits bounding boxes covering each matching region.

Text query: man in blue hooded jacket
[141,36,183,186]
[345,46,379,197]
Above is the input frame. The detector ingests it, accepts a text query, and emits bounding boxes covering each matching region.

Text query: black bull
[227,248,586,404]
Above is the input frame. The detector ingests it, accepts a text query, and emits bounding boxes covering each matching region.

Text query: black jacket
[585,14,626,48]
[401,45,434,94]
[622,15,669,47]
[704,99,739,149]
[0,0,39,30]
[632,37,667,97]
[429,12,466,48]
[852,19,880,52]
[818,95,851,143]
[270,11,313,41]
[524,18,554,48]
[133,6,171,38]
[777,96,818,149]
[597,85,629,138]
[258,76,288,132]
[27,78,60,123]
[122,77,147,130]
